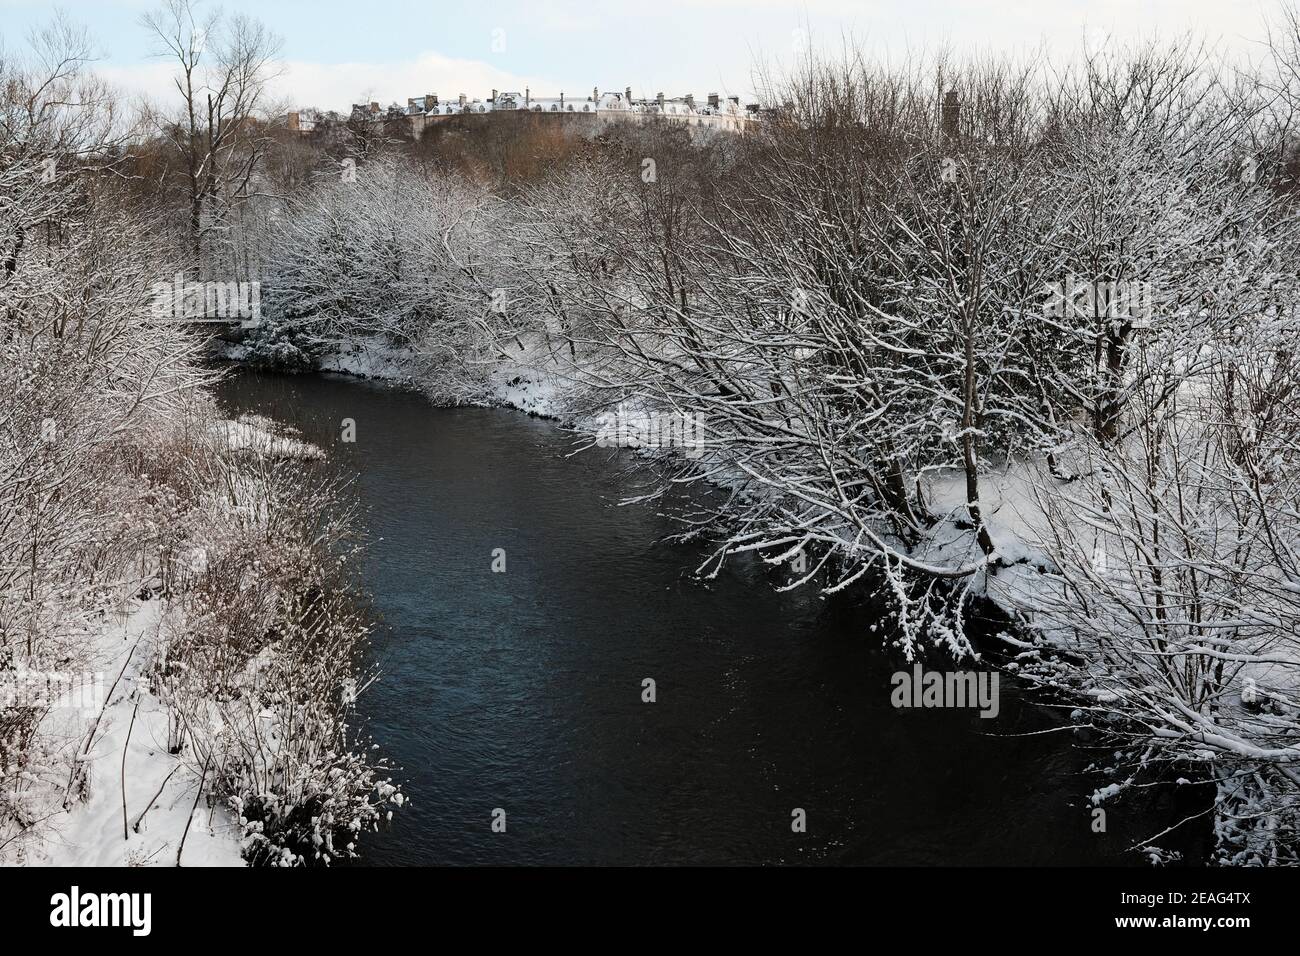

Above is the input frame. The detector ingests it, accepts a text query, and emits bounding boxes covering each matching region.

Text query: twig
[121,693,141,841]
[176,752,211,867]
[63,636,140,808]
[133,764,182,833]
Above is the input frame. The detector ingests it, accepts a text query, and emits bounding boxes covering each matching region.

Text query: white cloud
[81,0,1282,115]
[275,52,567,112]
[100,50,570,114]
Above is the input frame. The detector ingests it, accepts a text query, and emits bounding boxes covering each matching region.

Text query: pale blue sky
[0,0,1277,112]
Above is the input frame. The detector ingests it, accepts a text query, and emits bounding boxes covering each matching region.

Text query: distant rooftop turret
[942,89,960,142]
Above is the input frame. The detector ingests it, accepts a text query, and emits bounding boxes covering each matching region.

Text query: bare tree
[139,0,283,273]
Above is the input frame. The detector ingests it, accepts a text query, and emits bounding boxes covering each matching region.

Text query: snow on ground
[299,334,574,418]
[923,457,1300,701]
[485,338,570,417]
[9,412,330,868]
[212,414,324,459]
[20,599,243,868]
[923,461,1058,563]
[318,335,424,381]
[921,462,1056,601]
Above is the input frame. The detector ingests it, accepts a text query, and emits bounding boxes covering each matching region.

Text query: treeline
[242,35,1300,864]
[5,0,1299,866]
[0,14,399,865]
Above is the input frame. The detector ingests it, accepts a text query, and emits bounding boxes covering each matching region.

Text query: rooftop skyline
[0,0,1271,115]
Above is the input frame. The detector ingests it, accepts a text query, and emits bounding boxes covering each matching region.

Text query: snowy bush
[256,159,501,400]
[146,424,398,864]
[0,25,399,864]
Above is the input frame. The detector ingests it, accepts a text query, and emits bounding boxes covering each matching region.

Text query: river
[216,369,1210,866]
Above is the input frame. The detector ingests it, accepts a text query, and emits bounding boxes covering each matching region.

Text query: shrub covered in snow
[0,31,399,865]
[150,442,402,866]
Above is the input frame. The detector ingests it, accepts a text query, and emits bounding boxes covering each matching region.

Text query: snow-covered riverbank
[224,333,1300,865]
[3,412,401,868]
[21,600,243,867]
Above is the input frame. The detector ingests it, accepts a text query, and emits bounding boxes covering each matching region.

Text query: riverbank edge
[6,408,403,868]
[219,338,1235,865]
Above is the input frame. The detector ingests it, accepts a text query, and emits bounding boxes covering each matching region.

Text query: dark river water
[217,369,1210,866]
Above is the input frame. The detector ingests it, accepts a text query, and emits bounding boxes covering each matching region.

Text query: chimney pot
[941,88,959,142]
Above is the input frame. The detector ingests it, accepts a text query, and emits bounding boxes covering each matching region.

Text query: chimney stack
[708,92,719,110]
[458,93,467,108]
[685,93,695,110]
[656,91,665,109]
[941,89,959,143]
